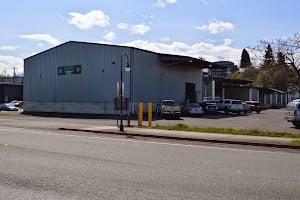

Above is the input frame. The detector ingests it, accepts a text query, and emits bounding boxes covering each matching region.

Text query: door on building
[185,83,196,103]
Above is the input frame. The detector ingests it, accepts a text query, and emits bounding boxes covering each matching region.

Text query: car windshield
[189,103,199,107]
[163,101,175,106]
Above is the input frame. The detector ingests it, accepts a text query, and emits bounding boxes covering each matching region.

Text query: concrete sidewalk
[59,125,300,149]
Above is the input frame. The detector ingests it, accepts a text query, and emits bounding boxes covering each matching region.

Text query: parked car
[242,102,250,114]
[156,100,181,119]
[199,101,218,114]
[10,100,23,108]
[0,103,19,111]
[246,101,262,113]
[217,99,244,115]
[285,101,300,128]
[181,103,203,116]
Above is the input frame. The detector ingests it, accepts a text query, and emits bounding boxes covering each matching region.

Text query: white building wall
[161,65,202,103]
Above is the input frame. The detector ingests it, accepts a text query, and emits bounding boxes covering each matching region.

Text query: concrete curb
[58,127,300,150]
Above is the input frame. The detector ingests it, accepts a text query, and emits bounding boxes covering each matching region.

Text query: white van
[285,101,300,128]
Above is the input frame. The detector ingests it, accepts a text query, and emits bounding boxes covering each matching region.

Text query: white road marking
[0,127,295,154]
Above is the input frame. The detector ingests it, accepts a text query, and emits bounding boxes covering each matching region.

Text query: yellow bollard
[138,102,143,127]
[148,102,152,127]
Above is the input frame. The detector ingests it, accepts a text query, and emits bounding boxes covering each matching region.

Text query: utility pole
[13,67,17,84]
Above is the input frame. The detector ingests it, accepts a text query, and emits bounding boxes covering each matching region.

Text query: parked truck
[217,99,245,115]
[156,100,181,119]
[284,100,300,128]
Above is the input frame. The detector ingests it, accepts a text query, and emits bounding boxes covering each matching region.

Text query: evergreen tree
[263,44,275,67]
[240,49,251,68]
[277,52,285,65]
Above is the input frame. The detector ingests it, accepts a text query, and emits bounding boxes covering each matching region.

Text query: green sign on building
[58,65,81,75]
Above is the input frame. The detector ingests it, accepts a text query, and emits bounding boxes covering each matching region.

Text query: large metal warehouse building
[24,41,214,114]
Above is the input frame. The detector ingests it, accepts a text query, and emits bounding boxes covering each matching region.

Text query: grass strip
[290,140,300,146]
[153,123,300,139]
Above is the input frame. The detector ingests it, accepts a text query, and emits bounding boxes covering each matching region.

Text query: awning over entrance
[222,78,254,87]
[159,53,224,69]
[258,87,286,94]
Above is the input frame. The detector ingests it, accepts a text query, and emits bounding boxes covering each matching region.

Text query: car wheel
[160,113,164,119]
[224,107,229,114]
[293,122,300,129]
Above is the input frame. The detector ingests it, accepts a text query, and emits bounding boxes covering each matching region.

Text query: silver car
[181,103,204,116]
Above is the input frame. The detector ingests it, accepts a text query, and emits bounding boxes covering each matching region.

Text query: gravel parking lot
[153,108,300,134]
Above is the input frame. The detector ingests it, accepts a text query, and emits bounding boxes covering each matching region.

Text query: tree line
[231,33,300,93]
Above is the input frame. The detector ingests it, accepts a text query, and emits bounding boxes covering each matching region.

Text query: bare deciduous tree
[250,33,300,92]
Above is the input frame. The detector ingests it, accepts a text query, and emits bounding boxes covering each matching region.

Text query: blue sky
[1,0,299,76]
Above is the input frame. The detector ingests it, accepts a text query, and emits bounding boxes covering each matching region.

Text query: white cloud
[202,0,208,5]
[122,39,241,64]
[166,0,176,4]
[0,55,24,75]
[103,31,116,41]
[68,10,110,30]
[160,37,172,42]
[153,0,176,8]
[195,20,234,34]
[153,0,165,8]
[223,38,233,46]
[37,43,44,47]
[118,23,150,35]
[131,24,151,35]
[118,23,129,30]
[0,46,18,51]
[19,34,60,46]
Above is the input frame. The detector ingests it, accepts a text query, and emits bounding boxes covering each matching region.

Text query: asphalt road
[0,126,300,200]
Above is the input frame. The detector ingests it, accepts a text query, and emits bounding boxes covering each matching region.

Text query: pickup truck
[156,100,181,119]
[217,99,244,115]
[284,101,300,128]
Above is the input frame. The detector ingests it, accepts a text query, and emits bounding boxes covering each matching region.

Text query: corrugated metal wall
[132,49,162,104]
[24,42,132,103]
[24,42,203,114]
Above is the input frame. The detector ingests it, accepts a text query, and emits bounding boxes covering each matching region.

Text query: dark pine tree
[240,49,251,68]
[263,44,275,66]
[277,52,286,65]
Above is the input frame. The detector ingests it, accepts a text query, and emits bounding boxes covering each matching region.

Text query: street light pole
[119,53,130,132]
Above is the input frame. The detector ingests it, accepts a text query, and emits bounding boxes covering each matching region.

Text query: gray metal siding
[24,41,204,114]
[24,42,132,104]
[132,49,162,104]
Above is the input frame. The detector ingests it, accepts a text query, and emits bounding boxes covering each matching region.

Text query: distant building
[4,77,24,85]
[0,82,23,104]
[212,61,238,78]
